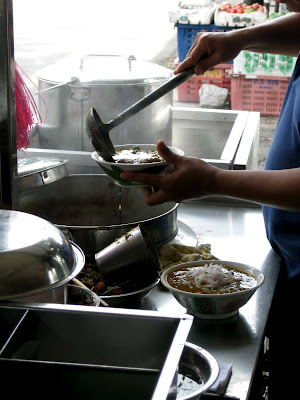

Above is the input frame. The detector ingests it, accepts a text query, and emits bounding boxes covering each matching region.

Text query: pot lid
[18,157,69,192]
[0,210,85,300]
[36,54,173,86]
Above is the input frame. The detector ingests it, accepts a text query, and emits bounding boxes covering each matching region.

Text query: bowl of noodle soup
[161,260,264,319]
[91,144,184,187]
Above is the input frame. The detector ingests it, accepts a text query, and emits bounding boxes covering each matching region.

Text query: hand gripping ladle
[86,66,195,162]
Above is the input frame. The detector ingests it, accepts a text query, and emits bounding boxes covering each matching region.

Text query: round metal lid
[0,210,85,300]
[18,157,69,192]
[36,54,173,86]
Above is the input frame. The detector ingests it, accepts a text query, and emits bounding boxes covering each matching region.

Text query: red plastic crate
[231,74,290,116]
[177,64,232,103]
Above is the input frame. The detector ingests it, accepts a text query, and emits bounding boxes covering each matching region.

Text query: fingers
[174,56,195,75]
[174,52,211,76]
[174,38,200,74]
[120,142,186,206]
[156,140,181,165]
[120,141,182,183]
[142,187,163,206]
[174,31,225,76]
[119,174,168,206]
[174,34,207,75]
[142,186,175,206]
[120,171,162,187]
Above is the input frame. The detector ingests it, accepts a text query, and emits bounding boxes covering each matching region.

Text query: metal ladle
[86,66,195,162]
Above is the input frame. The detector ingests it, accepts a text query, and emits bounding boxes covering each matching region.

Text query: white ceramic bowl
[161,260,264,319]
[91,144,184,187]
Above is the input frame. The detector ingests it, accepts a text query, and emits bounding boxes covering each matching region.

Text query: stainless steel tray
[0,304,193,400]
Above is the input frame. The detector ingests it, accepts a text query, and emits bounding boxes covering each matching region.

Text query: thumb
[157,140,182,165]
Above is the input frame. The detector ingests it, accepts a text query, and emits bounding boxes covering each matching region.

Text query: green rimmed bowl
[161,260,264,319]
[91,144,184,187]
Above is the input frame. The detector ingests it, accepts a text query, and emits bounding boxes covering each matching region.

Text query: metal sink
[0,304,193,400]
[172,107,260,170]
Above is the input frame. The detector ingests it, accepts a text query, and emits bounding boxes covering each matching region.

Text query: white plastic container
[214,4,268,27]
[169,1,217,25]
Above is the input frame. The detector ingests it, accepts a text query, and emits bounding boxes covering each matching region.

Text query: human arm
[174,13,300,76]
[120,141,300,212]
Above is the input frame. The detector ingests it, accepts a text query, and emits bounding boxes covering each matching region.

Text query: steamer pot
[19,174,178,259]
[32,54,173,151]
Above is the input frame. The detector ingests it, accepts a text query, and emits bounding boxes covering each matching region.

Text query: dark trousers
[267,264,300,399]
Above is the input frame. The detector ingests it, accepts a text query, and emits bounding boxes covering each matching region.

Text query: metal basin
[178,342,219,399]
[98,275,161,308]
[19,174,178,258]
[67,285,101,307]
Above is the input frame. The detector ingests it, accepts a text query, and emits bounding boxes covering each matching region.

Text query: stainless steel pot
[17,157,69,192]
[0,209,85,301]
[32,54,173,151]
[19,174,178,259]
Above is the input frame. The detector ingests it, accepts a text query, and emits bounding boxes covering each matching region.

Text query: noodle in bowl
[91,144,184,187]
[161,260,264,319]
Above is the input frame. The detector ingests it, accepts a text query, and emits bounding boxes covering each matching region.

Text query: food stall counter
[141,199,281,400]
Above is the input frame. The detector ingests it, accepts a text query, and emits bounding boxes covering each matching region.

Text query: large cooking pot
[32,54,173,151]
[19,174,178,259]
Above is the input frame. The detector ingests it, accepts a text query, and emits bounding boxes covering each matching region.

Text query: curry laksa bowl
[161,260,264,319]
[91,144,184,187]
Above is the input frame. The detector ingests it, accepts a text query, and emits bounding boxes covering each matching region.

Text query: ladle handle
[108,67,195,129]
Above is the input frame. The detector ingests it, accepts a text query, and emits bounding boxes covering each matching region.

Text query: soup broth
[113,146,163,164]
[167,263,257,294]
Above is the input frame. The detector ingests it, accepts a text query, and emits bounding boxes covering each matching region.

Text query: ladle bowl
[86,66,195,158]
[86,108,115,162]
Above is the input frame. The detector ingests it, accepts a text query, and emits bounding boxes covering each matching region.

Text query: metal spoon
[86,66,195,161]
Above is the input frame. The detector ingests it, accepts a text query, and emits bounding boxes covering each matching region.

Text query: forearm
[230,13,300,56]
[175,13,300,75]
[211,167,300,211]
[120,143,300,211]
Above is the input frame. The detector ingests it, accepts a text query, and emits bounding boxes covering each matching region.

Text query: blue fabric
[262,54,300,279]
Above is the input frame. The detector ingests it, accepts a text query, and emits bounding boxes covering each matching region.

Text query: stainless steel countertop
[0,199,281,400]
[141,200,281,400]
